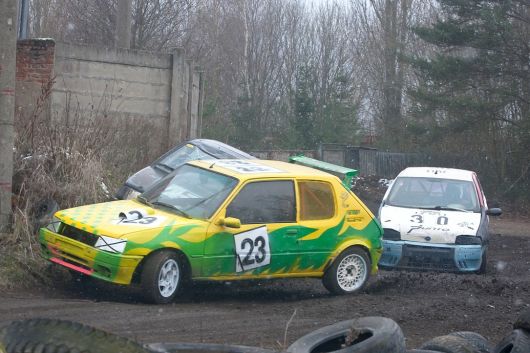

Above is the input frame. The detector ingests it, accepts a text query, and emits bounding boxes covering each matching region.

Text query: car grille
[60,224,98,247]
[399,244,457,271]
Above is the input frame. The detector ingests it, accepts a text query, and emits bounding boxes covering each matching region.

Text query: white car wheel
[323,247,371,295]
[158,259,180,298]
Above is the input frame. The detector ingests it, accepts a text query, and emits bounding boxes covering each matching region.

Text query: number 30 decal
[234,226,271,272]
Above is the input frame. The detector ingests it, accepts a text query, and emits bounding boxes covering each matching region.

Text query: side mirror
[217,217,241,229]
[487,208,502,216]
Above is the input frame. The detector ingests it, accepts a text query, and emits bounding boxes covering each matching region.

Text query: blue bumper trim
[379,240,484,272]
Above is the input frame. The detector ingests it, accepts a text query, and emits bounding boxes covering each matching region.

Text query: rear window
[298,181,335,220]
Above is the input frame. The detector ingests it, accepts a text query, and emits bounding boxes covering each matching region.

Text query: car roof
[191,139,256,159]
[188,159,337,180]
[396,167,475,181]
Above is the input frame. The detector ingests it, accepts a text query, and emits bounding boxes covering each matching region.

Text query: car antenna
[209,162,216,169]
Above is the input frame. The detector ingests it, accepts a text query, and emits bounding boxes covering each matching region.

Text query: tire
[420,335,480,353]
[407,350,440,353]
[493,329,530,353]
[322,247,371,295]
[514,309,530,332]
[141,250,185,304]
[147,342,276,353]
[0,318,149,353]
[476,251,487,275]
[287,317,405,353]
[448,332,492,353]
[32,198,59,233]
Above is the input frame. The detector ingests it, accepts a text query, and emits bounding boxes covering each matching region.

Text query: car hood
[126,166,167,192]
[55,200,200,239]
[380,205,481,243]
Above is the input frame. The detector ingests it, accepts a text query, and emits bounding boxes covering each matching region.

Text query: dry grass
[1,79,160,291]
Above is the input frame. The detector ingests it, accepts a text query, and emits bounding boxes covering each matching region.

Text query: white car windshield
[386,177,480,212]
[141,164,238,219]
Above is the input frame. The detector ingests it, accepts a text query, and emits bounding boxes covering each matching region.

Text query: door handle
[286,229,298,236]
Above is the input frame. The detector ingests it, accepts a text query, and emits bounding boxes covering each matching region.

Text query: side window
[226,181,295,224]
[299,181,335,220]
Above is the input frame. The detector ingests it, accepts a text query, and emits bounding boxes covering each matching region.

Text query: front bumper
[378,240,484,272]
[39,228,142,284]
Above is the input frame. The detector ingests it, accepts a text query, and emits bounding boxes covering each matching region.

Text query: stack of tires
[0,310,529,353]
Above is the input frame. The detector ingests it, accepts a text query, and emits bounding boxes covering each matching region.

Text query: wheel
[420,335,481,353]
[448,332,492,353]
[0,318,149,353]
[476,250,487,275]
[141,250,185,304]
[323,247,370,294]
[287,317,405,353]
[494,329,530,353]
[514,309,530,332]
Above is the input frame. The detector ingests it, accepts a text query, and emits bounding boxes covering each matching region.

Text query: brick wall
[16,39,55,83]
[15,39,55,121]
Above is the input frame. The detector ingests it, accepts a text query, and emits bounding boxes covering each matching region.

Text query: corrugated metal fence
[320,144,428,178]
[251,144,427,179]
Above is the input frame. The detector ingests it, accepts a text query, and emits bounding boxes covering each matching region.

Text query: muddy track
[0,231,528,350]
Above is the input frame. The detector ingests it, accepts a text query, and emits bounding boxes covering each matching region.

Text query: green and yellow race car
[40,159,383,303]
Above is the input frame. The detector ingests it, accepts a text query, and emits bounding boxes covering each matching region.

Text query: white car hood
[380,205,481,244]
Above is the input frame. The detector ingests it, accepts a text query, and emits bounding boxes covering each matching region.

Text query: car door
[201,179,300,278]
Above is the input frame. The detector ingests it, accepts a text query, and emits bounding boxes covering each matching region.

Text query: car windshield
[156,144,212,170]
[386,177,480,212]
[141,164,238,219]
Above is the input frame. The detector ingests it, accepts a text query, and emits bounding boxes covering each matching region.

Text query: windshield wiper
[433,206,472,213]
[151,200,192,218]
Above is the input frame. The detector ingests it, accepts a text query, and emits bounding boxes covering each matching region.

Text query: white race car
[378,167,501,273]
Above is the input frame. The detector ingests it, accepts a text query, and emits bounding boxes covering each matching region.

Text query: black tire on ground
[0,318,149,353]
[147,342,277,353]
[287,317,406,353]
[448,332,492,353]
[476,251,487,275]
[420,335,480,353]
[322,247,371,295]
[141,250,186,304]
[493,329,530,353]
[513,309,530,332]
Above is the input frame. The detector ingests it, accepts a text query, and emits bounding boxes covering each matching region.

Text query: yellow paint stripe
[299,228,326,241]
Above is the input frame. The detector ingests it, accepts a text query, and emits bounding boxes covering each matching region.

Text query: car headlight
[455,235,482,245]
[45,216,61,233]
[95,235,127,254]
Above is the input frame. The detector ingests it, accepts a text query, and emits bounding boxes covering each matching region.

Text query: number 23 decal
[234,226,271,272]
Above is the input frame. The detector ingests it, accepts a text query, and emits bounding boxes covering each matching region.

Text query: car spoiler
[289,155,358,188]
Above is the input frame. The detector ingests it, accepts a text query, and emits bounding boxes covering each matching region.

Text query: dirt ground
[0,218,528,351]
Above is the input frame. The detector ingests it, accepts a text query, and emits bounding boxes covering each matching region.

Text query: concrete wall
[15,39,203,156]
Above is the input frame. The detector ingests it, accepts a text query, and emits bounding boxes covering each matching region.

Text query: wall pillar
[0,0,18,234]
[168,49,189,147]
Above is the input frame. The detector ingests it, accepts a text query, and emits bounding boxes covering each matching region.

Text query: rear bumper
[378,240,484,272]
[39,228,142,284]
